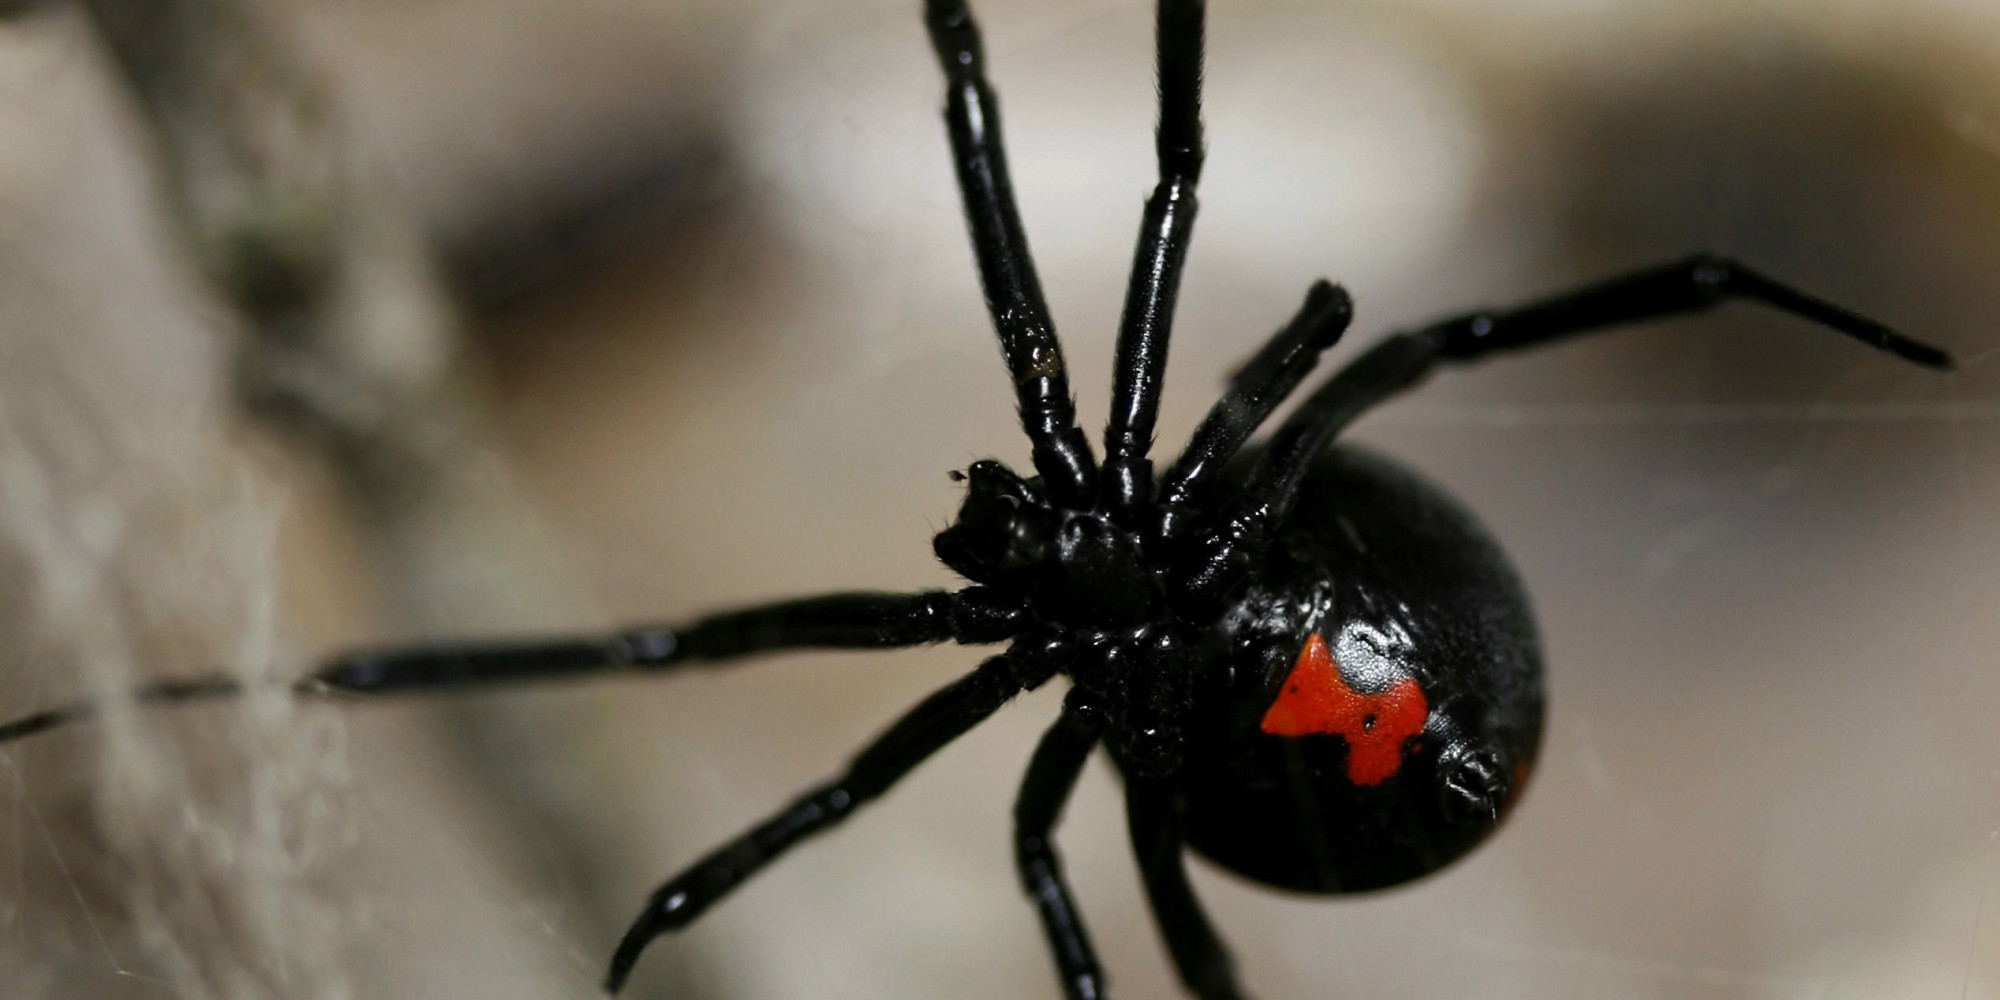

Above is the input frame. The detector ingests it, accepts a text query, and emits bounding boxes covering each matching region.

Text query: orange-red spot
[1260,631,1429,786]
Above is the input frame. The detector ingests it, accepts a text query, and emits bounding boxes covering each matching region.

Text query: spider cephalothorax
[936,458,1189,774]
[0,0,1953,997]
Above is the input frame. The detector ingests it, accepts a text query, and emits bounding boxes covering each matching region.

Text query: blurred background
[1,0,1998,997]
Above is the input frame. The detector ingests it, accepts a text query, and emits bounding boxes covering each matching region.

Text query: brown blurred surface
[5,1,2000,998]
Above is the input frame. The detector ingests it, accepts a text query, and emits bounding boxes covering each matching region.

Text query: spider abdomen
[1171,445,1546,894]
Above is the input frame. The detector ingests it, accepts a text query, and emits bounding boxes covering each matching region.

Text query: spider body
[1174,445,1542,895]
[0,1,1953,997]
[935,417,1543,898]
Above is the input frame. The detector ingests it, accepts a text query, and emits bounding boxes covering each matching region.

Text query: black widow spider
[0,1,1955,998]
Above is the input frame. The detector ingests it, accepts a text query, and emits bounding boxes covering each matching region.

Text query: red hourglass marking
[1260,631,1428,786]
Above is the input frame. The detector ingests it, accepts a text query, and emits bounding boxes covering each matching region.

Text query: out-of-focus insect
[0,1,1953,997]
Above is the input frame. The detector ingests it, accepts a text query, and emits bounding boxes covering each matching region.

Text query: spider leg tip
[603,921,655,995]
[601,961,632,996]
[1884,333,1955,371]
[1916,344,1957,371]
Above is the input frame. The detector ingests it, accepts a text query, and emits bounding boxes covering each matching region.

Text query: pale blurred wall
[4,0,2000,998]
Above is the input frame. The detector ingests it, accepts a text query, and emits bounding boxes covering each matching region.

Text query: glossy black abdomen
[1173,445,1545,895]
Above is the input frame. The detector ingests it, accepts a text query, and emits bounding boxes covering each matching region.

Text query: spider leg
[926,0,1098,508]
[314,588,1023,693]
[1174,255,1955,612]
[1152,281,1351,546]
[1127,778,1250,1000]
[1102,0,1207,517]
[604,653,1029,993]
[1429,253,1952,369]
[0,675,246,743]
[1016,691,1107,1000]
[0,589,1027,744]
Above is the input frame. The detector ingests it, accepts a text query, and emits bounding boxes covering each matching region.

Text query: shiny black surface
[927,0,1096,506]
[0,1,1954,997]
[1017,691,1109,1000]
[1176,446,1544,893]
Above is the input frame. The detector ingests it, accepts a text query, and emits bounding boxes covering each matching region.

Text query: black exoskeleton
[0,2,1953,999]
